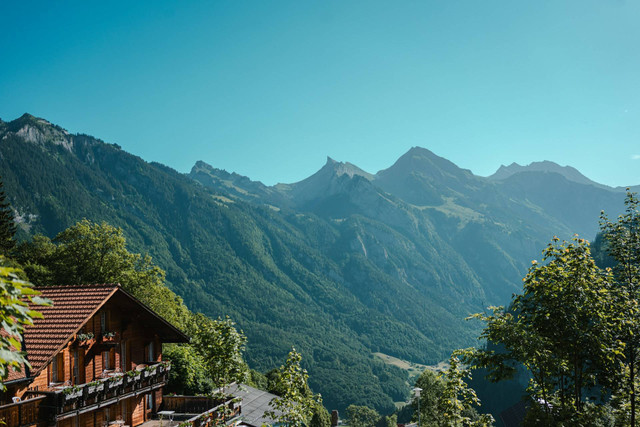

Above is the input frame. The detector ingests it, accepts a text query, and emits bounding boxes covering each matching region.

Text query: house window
[100,311,108,334]
[145,341,154,363]
[146,393,153,411]
[120,341,127,371]
[51,353,64,383]
[121,401,128,424]
[103,350,111,370]
[73,349,80,384]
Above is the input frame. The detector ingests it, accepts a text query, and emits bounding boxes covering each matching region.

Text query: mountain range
[0,113,632,413]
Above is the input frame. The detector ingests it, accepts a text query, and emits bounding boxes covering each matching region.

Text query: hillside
[0,114,631,413]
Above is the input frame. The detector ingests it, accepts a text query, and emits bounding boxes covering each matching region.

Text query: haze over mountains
[0,113,633,412]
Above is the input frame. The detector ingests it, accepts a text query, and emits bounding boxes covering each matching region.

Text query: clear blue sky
[1,1,639,187]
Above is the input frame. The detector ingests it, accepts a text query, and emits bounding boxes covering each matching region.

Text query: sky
[1,1,639,187]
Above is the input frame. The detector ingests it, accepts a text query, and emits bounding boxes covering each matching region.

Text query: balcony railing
[177,398,241,427]
[0,395,47,427]
[27,361,170,418]
[163,395,225,415]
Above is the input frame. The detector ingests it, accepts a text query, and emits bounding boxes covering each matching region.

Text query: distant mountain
[1,113,633,415]
[489,160,613,191]
[275,157,374,204]
[189,160,289,207]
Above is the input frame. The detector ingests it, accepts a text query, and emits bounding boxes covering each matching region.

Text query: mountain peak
[276,157,374,203]
[377,146,474,180]
[315,157,373,181]
[19,112,36,121]
[489,160,610,190]
[374,146,478,206]
[4,113,72,150]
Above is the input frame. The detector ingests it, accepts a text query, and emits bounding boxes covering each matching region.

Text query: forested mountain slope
[1,114,632,413]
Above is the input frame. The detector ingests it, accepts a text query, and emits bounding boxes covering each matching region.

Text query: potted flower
[62,385,82,402]
[76,332,95,346]
[101,331,118,342]
[108,375,123,387]
[86,380,104,394]
[126,369,142,387]
[144,364,157,377]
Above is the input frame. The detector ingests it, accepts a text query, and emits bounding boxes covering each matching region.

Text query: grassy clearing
[373,352,448,379]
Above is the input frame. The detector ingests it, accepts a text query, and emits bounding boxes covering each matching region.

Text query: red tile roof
[6,284,118,382]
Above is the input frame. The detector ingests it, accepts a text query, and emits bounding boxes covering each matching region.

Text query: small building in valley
[0,284,189,427]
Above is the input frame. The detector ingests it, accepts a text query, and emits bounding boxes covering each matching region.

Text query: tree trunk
[632,347,636,427]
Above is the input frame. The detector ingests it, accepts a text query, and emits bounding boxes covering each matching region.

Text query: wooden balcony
[26,361,170,422]
[163,395,226,414]
[0,394,47,427]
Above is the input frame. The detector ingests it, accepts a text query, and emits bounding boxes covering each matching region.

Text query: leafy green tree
[191,314,248,390]
[15,219,192,331]
[375,414,397,427]
[0,177,17,256]
[470,236,625,423]
[413,369,446,425]
[266,347,320,427]
[0,258,51,390]
[247,368,269,391]
[163,344,214,395]
[601,190,640,426]
[437,352,494,427]
[309,401,331,427]
[346,404,380,427]
[413,353,493,427]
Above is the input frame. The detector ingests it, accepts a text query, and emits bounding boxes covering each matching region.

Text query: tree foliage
[413,353,493,427]
[601,189,640,425]
[266,347,320,427]
[0,258,50,390]
[15,219,193,331]
[309,401,331,427]
[191,314,248,390]
[346,405,381,427]
[469,236,626,424]
[0,177,17,256]
[163,344,214,395]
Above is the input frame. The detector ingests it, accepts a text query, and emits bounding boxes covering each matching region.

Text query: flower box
[86,381,104,394]
[62,387,82,403]
[100,331,119,344]
[108,376,124,387]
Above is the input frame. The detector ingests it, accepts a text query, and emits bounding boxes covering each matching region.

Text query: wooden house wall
[11,295,171,426]
[34,300,163,390]
[132,395,145,426]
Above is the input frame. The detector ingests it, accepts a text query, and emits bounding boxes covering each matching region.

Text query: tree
[375,414,397,427]
[247,368,269,391]
[266,347,320,427]
[412,353,493,427]
[346,405,380,427]
[0,177,17,256]
[163,344,214,395]
[601,189,640,426]
[309,401,331,427]
[413,369,446,425]
[470,236,625,423]
[15,219,193,331]
[0,258,50,390]
[191,314,248,390]
[437,352,494,427]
